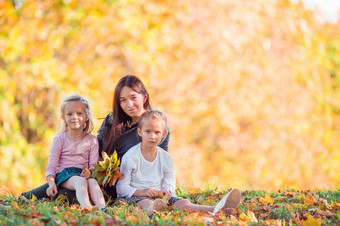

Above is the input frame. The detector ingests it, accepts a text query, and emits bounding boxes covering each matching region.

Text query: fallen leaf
[126,215,138,223]
[11,200,20,211]
[185,209,195,214]
[259,194,274,204]
[291,211,301,224]
[301,214,322,226]
[304,193,316,206]
[239,211,258,222]
[316,210,334,218]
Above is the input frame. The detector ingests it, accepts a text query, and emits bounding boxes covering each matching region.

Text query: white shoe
[213,188,241,215]
[147,198,167,216]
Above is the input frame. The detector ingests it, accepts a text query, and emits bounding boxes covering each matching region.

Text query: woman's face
[119,86,147,124]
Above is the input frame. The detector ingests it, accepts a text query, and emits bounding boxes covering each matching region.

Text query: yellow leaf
[247,211,258,222]
[11,200,20,211]
[259,194,274,204]
[239,211,257,222]
[126,215,139,223]
[301,214,322,226]
[30,194,37,202]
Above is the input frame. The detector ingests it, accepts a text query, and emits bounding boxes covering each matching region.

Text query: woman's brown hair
[103,75,151,155]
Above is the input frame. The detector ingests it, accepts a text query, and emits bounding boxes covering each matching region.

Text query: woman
[21,75,169,202]
[97,75,169,198]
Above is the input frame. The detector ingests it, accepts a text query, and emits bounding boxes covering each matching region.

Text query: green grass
[1,188,339,225]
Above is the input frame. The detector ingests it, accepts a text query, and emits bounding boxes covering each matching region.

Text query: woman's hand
[80,168,91,179]
[46,183,58,197]
[161,189,172,200]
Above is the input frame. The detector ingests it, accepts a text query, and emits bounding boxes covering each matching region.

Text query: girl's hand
[46,183,58,197]
[161,189,172,200]
[80,168,91,179]
[143,188,161,198]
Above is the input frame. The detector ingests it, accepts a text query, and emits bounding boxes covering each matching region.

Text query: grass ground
[0,187,339,225]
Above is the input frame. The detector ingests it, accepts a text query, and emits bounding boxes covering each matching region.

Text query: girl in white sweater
[117,110,241,216]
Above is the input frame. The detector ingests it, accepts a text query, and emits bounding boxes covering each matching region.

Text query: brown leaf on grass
[316,210,335,218]
[319,198,328,205]
[304,193,316,205]
[291,211,301,224]
[118,200,127,206]
[31,211,43,218]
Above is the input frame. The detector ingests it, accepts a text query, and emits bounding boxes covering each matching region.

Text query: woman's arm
[97,113,113,157]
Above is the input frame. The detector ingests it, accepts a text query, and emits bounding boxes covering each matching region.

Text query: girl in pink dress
[45,94,105,209]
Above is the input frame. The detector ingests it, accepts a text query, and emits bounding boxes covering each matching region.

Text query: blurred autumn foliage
[1,0,340,195]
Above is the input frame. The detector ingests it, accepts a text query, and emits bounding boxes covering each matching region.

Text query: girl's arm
[45,136,63,197]
[88,135,99,171]
[45,137,62,185]
[161,155,176,197]
[116,155,138,198]
[81,135,99,179]
[46,175,58,197]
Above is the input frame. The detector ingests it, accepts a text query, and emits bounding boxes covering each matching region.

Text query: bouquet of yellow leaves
[92,151,123,187]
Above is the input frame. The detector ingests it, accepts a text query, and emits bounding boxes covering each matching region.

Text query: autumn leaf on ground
[126,215,138,223]
[92,151,122,187]
[291,211,301,224]
[239,210,258,222]
[301,214,322,226]
[304,193,316,205]
[259,194,274,204]
[11,200,20,211]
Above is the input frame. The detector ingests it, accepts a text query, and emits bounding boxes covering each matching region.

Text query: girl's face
[63,101,88,131]
[119,86,147,124]
[138,118,166,148]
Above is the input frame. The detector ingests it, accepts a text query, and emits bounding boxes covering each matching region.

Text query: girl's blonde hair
[138,109,169,143]
[59,94,94,134]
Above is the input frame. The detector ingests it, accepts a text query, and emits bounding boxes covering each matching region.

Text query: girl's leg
[173,188,241,215]
[137,198,167,216]
[173,199,214,212]
[61,176,92,208]
[87,178,106,209]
